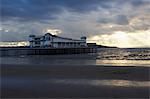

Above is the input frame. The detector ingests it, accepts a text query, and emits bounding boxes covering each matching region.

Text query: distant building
[87,43,97,48]
[29,33,87,48]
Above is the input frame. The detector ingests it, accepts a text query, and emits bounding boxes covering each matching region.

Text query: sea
[1,48,150,66]
[1,48,150,98]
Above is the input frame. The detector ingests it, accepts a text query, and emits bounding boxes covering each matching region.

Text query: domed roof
[45,33,53,36]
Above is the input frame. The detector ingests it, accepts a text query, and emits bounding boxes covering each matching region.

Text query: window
[35,38,40,40]
[46,36,51,40]
[35,41,40,44]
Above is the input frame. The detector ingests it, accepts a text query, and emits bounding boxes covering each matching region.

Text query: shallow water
[2,77,149,87]
[1,48,150,66]
[47,79,150,87]
[1,76,149,98]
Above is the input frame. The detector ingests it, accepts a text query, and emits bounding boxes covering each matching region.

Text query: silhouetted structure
[29,33,87,48]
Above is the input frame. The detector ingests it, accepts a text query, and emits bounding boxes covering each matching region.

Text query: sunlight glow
[113,31,128,41]
[0,41,29,47]
[88,30,150,48]
[46,29,62,35]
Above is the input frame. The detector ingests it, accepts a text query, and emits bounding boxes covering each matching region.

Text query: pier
[0,47,97,56]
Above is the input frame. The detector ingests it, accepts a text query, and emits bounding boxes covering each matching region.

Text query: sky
[1,0,150,48]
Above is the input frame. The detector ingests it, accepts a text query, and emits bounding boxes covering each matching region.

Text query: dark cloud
[1,0,114,22]
[1,0,149,22]
[1,0,64,21]
[2,0,148,22]
[131,0,149,6]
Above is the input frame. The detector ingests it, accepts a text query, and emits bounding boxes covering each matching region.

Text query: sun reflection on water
[91,80,149,87]
[48,79,150,87]
[96,60,150,66]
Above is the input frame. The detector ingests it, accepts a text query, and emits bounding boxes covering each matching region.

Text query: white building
[29,33,87,48]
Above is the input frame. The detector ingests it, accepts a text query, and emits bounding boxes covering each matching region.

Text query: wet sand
[1,64,150,98]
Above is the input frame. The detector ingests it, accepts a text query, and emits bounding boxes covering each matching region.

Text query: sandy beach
[1,64,149,98]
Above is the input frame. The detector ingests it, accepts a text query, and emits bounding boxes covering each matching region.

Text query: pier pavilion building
[29,33,87,48]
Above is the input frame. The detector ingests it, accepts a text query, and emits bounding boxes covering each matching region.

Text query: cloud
[131,0,150,7]
[1,0,64,21]
[97,15,129,25]
[1,0,114,22]
[1,0,150,47]
[115,15,129,25]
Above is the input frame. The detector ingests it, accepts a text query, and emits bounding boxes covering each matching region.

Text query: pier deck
[0,47,97,56]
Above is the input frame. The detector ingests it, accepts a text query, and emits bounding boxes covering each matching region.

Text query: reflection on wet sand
[96,60,150,66]
[49,79,150,87]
